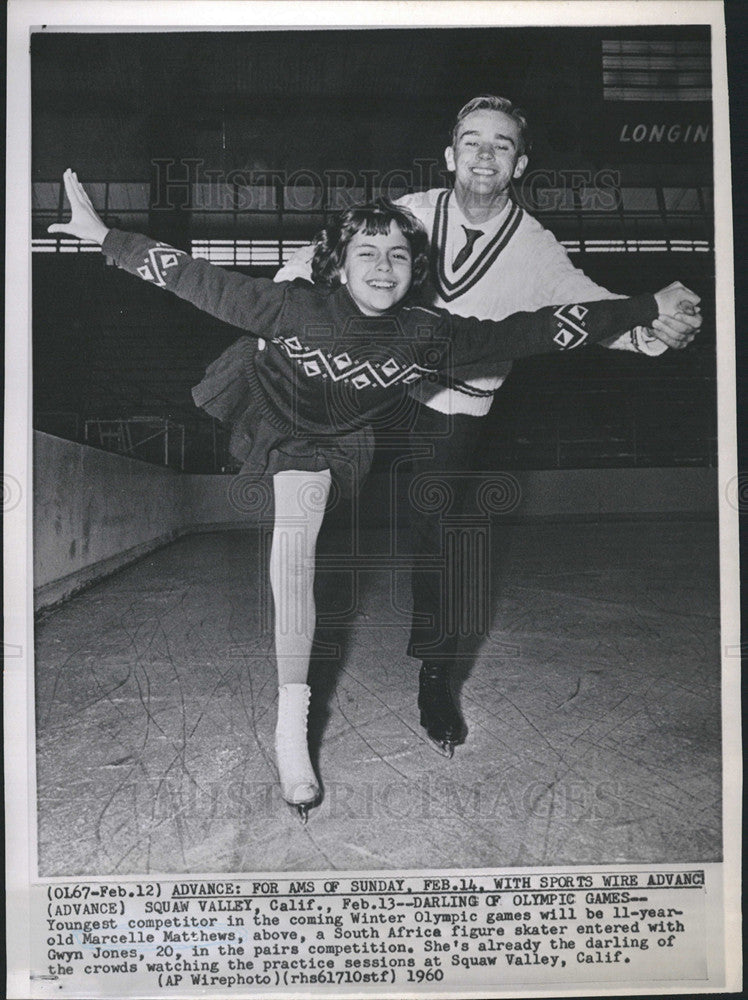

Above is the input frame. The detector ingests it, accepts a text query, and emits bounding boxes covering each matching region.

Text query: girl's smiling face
[340,223,413,315]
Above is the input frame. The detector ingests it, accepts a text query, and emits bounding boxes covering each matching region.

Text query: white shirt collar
[447,192,514,238]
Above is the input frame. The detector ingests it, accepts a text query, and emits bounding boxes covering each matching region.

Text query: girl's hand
[47,169,110,245]
[651,281,702,350]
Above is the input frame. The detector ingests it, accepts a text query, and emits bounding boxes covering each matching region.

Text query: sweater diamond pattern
[137,245,187,287]
[552,304,591,350]
[273,338,434,388]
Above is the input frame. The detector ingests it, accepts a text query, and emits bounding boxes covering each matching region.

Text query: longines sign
[601,104,712,162]
[618,122,711,145]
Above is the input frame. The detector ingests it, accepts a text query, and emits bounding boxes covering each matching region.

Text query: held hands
[651,281,702,350]
[47,169,110,245]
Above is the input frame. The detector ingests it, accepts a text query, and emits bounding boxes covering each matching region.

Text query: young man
[275,95,701,756]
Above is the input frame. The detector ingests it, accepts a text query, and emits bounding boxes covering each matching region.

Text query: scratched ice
[35,521,721,874]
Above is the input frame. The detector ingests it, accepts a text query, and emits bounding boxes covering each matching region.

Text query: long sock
[269,470,331,686]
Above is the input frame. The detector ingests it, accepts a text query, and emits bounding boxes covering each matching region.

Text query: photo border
[5,2,740,996]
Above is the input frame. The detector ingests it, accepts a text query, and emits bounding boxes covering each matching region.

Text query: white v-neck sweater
[397,189,666,415]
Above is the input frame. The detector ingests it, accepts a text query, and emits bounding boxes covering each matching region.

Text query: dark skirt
[192,336,374,497]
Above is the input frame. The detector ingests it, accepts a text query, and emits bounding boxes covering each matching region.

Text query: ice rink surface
[34,519,721,876]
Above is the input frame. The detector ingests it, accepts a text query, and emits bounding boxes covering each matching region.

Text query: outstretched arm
[49,169,286,335]
[534,228,702,352]
[438,283,700,369]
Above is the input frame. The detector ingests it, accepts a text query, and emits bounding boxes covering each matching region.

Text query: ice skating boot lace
[275,683,320,820]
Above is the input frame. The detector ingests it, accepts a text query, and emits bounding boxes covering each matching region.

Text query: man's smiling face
[445,108,528,206]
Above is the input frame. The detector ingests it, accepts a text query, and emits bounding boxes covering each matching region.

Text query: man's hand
[47,169,110,245]
[650,281,702,350]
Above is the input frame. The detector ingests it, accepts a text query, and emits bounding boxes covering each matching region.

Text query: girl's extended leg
[269,469,331,819]
[270,469,331,685]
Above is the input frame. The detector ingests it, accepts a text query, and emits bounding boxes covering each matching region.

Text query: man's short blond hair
[452,95,531,157]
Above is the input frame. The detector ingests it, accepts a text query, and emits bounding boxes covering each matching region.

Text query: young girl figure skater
[50,169,700,821]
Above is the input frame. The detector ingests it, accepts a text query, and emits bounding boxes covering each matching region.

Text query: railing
[84,417,186,470]
[32,178,714,262]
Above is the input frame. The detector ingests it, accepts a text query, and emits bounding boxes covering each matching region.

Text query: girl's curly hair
[311,198,429,290]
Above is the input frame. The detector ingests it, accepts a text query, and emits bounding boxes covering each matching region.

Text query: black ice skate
[417,661,467,757]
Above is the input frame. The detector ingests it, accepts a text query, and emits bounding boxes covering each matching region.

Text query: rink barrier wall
[32,432,719,611]
[33,433,186,611]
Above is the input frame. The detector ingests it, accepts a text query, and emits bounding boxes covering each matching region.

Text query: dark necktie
[452,225,484,271]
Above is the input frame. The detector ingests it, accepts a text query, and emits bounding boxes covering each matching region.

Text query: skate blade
[283,790,320,823]
[427,736,455,758]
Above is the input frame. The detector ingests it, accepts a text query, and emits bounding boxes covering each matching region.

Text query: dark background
[31,25,715,474]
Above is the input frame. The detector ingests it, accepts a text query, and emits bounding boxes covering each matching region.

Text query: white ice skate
[275,683,321,823]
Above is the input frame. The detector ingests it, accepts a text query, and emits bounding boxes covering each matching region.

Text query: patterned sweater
[101,229,658,439]
[277,190,668,416]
